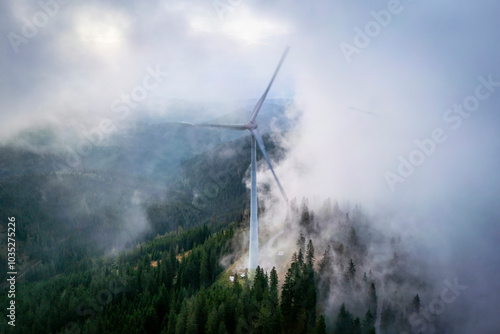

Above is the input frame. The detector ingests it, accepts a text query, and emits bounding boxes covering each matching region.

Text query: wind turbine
[186,47,290,270]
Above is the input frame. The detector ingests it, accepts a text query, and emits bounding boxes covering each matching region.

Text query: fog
[1,0,499,332]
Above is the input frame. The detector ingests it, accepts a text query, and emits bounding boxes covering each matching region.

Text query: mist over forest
[1,0,500,333]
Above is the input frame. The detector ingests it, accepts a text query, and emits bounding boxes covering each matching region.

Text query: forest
[0,125,441,333]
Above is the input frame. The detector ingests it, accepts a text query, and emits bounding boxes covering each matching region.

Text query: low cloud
[2,0,500,332]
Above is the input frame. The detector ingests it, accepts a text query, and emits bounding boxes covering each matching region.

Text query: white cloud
[1,1,500,330]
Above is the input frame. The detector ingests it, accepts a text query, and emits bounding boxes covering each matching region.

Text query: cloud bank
[1,0,499,332]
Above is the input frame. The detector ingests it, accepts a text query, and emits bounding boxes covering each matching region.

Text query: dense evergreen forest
[0,122,447,333]
[0,203,432,333]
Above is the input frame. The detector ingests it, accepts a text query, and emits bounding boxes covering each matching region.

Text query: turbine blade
[177,122,195,127]
[193,123,248,130]
[348,107,380,117]
[250,129,289,204]
[249,46,290,123]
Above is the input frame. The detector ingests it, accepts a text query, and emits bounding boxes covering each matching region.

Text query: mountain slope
[0,127,286,284]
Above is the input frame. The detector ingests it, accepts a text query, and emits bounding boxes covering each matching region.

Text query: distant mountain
[1,101,298,182]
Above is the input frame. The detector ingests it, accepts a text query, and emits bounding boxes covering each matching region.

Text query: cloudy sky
[2,0,500,332]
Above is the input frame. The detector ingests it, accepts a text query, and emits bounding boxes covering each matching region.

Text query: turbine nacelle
[245,122,258,130]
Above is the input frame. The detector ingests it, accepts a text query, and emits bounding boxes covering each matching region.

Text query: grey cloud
[1,0,500,331]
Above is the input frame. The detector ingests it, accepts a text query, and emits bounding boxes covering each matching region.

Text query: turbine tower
[187,47,290,269]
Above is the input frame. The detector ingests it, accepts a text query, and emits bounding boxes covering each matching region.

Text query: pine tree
[317,245,333,298]
[380,302,396,332]
[300,200,311,230]
[352,317,362,334]
[236,314,249,334]
[297,233,306,253]
[345,259,356,285]
[306,239,315,267]
[205,307,219,334]
[144,305,160,333]
[412,294,421,313]
[269,267,282,334]
[280,267,294,332]
[199,251,210,287]
[232,272,242,297]
[217,321,226,334]
[334,303,353,334]
[348,227,358,247]
[297,248,305,268]
[305,281,317,330]
[255,303,273,334]
[186,311,198,334]
[318,245,333,276]
[335,242,344,255]
[269,267,279,305]
[253,266,267,303]
[175,301,188,334]
[362,310,376,334]
[194,288,207,333]
[368,282,377,317]
[314,315,327,334]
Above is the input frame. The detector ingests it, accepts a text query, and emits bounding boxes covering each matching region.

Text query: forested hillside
[0,121,447,333]
[0,197,441,333]
[0,224,236,333]
[0,126,284,283]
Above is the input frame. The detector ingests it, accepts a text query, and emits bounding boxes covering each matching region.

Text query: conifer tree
[368,282,377,317]
[334,303,353,334]
[186,311,198,334]
[205,308,219,334]
[380,302,396,332]
[314,315,327,334]
[298,247,305,268]
[348,227,358,247]
[319,245,333,276]
[217,321,226,334]
[345,259,356,285]
[280,267,294,332]
[269,267,282,334]
[412,294,421,313]
[297,233,306,253]
[306,239,315,267]
[352,317,362,334]
[362,310,376,334]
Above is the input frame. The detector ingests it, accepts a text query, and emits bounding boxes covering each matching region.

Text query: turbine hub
[246,122,258,130]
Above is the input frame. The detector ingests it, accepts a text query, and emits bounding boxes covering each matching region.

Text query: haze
[1,0,499,332]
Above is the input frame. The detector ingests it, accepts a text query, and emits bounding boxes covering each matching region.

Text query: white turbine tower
[186,47,290,269]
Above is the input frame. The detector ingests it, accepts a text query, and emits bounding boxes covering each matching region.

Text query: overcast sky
[2,0,500,332]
